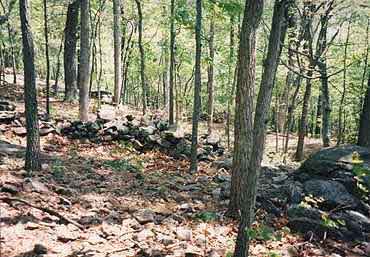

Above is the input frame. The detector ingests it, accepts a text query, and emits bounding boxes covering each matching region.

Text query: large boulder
[303,179,360,209]
[299,145,370,178]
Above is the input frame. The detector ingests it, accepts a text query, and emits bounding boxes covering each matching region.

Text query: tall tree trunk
[314,94,322,137]
[189,0,202,173]
[226,0,263,218]
[54,35,64,95]
[20,0,41,174]
[207,13,215,136]
[113,0,122,105]
[226,16,235,150]
[79,0,91,122]
[233,1,289,256]
[43,0,50,119]
[295,74,312,161]
[169,0,175,125]
[295,2,314,161]
[319,60,330,146]
[135,0,147,114]
[64,0,79,102]
[338,20,351,145]
[358,72,370,148]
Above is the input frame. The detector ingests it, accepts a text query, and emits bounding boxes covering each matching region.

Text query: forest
[0,0,369,256]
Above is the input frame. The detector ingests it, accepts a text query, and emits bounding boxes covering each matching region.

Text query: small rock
[1,183,19,194]
[176,227,192,241]
[24,179,50,193]
[159,235,175,246]
[13,127,27,136]
[206,134,220,146]
[25,222,40,230]
[212,188,221,199]
[134,209,155,224]
[33,244,48,255]
[134,229,154,241]
[122,218,142,229]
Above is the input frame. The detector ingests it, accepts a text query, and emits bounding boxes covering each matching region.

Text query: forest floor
[0,77,358,257]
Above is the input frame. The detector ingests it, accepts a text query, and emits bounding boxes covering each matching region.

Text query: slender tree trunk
[295,74,312,161]
[226,0,263,218]
[189,0,202,173]
[359,19,369,125]
[135,0,147,114]
[54,35,64,95]
[314,94,322,137]
[79,0,91,122]
[234,1,289,256]
[226,16,235,150]
[284,76,302,154]
[319,61,330,146]
[113,0,122,105]
[43,0,50,119]
[338,20,351,145]
[20,0,41,174]
[358,72,370,148]
[161,10,169,108]
[169,0,175,125]
[295,2,314,161]
[64,0,79,102]
[207,14,215,136]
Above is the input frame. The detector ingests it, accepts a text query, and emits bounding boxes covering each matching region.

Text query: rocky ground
[0,88,369,256]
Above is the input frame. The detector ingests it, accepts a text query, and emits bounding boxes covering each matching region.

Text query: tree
[135,0,148,114]
[113,0,122,105]
[358,70,370,147]
[43,0,50,119]
[207,11,215,136]
[232,0,290,255]
[19,0,41,174]
[79,0,91,122]
[169,0,175,125]
[226,0,264,217]
[64,0,79,102]
[189,0,202,173]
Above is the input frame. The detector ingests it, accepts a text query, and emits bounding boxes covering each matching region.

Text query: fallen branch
[0,197,84,230]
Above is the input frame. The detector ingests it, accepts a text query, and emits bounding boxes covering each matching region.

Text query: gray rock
[299,145,370,178]
[288,181,303,204]
[134,209,155,224]
[206,134,220,146]
[303,179,359,209]
[212,158,232,170]
[140,126,156,136]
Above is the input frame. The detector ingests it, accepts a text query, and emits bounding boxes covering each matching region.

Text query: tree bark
[226,0,263,218]
[64,0,79,102]
[234,0,289,256]
[113,0,122,105]
[207,13,215,136]
[338,20,351,145]
[169,0,175,125]
[314,94,322,137]
[135,0,147,114]
[79,0,91,122]
[189,0,202,173]
[358,70,370,148]
[43,0,50,119]
[295,2,315,161]
[20,0,41,174]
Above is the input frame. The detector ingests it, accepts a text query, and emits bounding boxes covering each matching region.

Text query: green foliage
[51,160,65,180]
[267,252,281,257]
[321,212,345,229]
[194,211,217,222]
[245,224,281,242]
[352,164,370,199]
[103,158,142,173]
